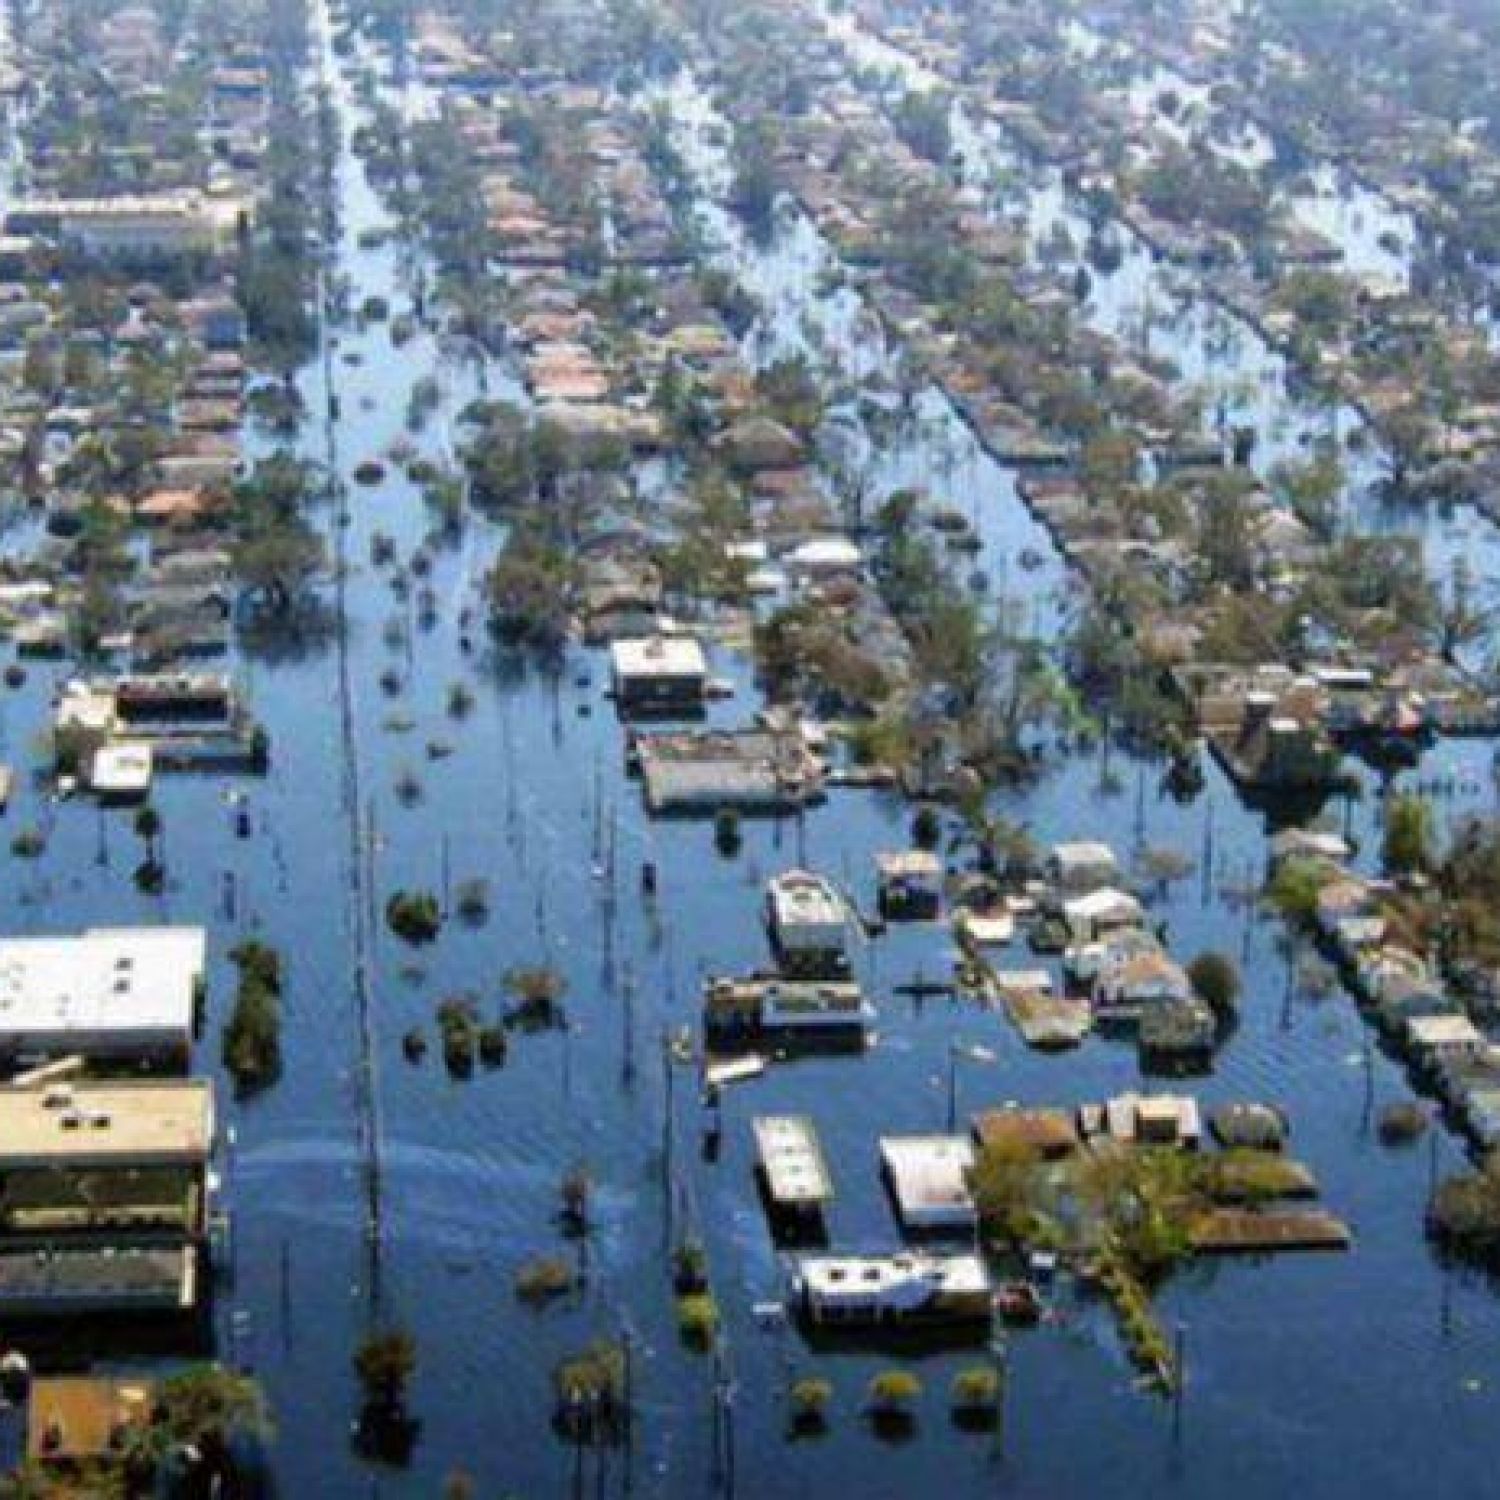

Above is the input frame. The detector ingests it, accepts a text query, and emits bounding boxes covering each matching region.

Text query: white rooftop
[798,1250,988,1302]
[89,743,153,795]
[1408,1014,1483,1048]
[609,635,706,681]
[1050,840,1118,870]
[754,1115,833,1206]
[788,537,861,571]
[0,928,205,1053]
[1064,887,1144,921]
[767,870,846,931]
[880,1135,976,1226]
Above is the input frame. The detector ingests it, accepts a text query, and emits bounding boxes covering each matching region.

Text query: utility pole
[990,1303,1008,1462]
[662,1028,676,1243]
[621,960,636,1088]
[1172,1321,1187,1445]
[621,1321,635,1493]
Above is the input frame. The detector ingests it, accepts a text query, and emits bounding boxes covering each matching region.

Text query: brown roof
[137,488,212,523]
[28,1377,156,1463]
[971,1107,1079,1159]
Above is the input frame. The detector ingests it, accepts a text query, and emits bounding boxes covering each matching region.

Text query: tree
[223,940,283,1093]
[912,805,941,850]
[356,1330,416,1410]
[1196,473,1258,589]
[353,1327,418,1462]
[866,1369,921,1424]
[485,515,578,652]
[950,792,1035,881]
[553,1340,629,1443]
[714,807,743,858]
[728,120,779,239]
[153,1365,269,1450]
[1187,951,1242,1019]
[231,456,324,613]
[134,803,161,851]
[386,890,442,944]
[118,1366,270,1494]
[789,1376,833,1431]
[504,964,568,1027]
[1266,855,1333,926]
[1272,452,1344,539]
[1383,404,1432,489]
[892,89,953,163]
[233,519,323,611]
[1080,430,1140,494]
[1383,792,1435,876]
[970,1137,1046,1244]
[1429,1154,1500,1268]
[950,1365,1000,1414]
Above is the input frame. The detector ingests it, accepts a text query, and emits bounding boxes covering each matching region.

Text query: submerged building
[0,1077,216,1321]
[0,927,205,1070]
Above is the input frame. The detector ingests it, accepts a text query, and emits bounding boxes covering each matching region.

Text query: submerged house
[608,634,707,711]
[754,1115,834,1231]
[1046,840,1121,893]
[879,1135,977,1233]
[54,673,265,782]
[791,1251,991,1326]
[876,849,943,919]
[765,870,850,978]
[1093,948,1193,1025]
[703,975,873,1044]
[1080,1092,1203,1149]
[1061,887,1144,945]
[633,727,824,813]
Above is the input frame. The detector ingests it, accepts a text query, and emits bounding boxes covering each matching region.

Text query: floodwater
[5,5,1500,1499]
[827,5,1500,588]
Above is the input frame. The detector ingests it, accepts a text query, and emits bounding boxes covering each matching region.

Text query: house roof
[972,1107,1079,1156]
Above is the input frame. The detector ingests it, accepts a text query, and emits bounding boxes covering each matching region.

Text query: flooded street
[6,0,1500,1495]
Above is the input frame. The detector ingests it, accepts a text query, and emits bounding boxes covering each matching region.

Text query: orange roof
[28,1377,156,1463]
[137,488,211,522]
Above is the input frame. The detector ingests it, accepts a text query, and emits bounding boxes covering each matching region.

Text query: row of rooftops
[755,1094,1209,1231]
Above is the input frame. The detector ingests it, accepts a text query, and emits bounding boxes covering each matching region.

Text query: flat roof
[610,635,706,679]
[8,192,207,217]
[767,870,846,929]
[0,926,205,1049]
[1098,1092,1203,1143]
[1064,888,1143,919]
[876,849,942,878]
[754,1115,833,1206]
[798,1250,988,1297]
[1050,840,1118,867]
[880,1135,976,1220]
[973,1107,1080,1156]
[0,1079,213,1167]
[1409,1014,1483,1045]
[27,1377,156,1462]
[90,742,154,792]
[0,1244,195,1312]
